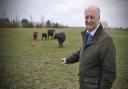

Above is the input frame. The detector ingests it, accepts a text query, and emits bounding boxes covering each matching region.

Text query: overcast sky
[0,0,128,27]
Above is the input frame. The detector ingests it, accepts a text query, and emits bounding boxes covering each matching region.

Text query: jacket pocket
[84,78,98,89]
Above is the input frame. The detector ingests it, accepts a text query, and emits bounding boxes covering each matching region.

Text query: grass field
[0,28,128,89]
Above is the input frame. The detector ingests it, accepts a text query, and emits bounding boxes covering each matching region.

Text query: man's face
[85,9,100,31]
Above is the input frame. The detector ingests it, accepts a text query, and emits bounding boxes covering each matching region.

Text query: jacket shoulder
[99,29,113,42]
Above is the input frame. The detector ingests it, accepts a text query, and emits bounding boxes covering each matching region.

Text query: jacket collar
[81,24,103,46]
[87,24,100,37]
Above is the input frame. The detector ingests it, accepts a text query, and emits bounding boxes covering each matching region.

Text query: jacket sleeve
[99,37,116,89]
[66,50,80,64]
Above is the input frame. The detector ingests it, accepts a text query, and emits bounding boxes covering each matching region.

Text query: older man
[61,5,116,89]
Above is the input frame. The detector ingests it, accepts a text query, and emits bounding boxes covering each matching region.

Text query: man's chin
[86,27,93,30]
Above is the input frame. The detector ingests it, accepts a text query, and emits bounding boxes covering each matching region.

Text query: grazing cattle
[47,29,55,39]
[42,33,47,40]
[54,32,66,48]
[33,32,38,40]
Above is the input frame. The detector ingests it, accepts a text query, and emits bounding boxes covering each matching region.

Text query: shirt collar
[87,24,100,37]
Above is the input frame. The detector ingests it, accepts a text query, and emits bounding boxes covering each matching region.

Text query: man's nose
[86,17,91,22]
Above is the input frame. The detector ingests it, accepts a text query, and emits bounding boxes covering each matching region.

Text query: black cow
[33,32,38,40]
[47,29,55,39]
[54,32,66,48]
[42,33,47,40]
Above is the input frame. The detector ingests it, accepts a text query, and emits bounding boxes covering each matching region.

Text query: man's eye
[86,16,89,19]
[90,16,94,19]
[86,16,94,19]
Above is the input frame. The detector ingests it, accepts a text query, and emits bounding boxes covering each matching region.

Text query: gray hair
[85,5,100,17]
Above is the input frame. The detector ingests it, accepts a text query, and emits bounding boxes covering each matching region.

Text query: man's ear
[98,16,100,19]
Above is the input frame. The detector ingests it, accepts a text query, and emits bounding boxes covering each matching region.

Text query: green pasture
[0,28,128,89]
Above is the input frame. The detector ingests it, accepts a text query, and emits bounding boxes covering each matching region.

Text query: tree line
[0,18,68,28]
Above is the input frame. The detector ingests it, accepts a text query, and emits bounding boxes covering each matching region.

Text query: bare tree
[101,21,108,28]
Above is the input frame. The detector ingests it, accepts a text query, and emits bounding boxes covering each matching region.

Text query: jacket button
[85,80,87,82]
[96,81,98,83]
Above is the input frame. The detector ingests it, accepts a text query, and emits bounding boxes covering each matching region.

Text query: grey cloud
[0,0,128,27]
